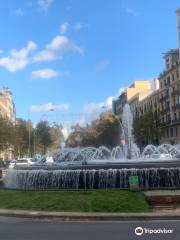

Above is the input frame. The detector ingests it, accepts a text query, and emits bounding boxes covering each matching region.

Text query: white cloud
[33,35,83,62]
[76,97,113,127]
[73,23,88,31]
[10,8,24,16]
[30,102,70,112]
[0,41,37,72]
[60,22,69,34]
[126,8,139,17]
[37,0,53,15]
[96,59,110,71]
[0,35,82,72]
[75,88,125,127]
[31,69,59,79]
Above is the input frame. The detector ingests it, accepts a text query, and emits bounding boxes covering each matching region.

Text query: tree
[92,111,120,147]
[49,122,64,149]
[133,110,162,147]
[13,118,31,158]
[36,121,52,154]
[0,116,14,152]
[66,111,120,148]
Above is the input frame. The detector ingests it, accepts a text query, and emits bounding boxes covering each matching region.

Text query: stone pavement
[145,190,180,196]
[0,208,180,221]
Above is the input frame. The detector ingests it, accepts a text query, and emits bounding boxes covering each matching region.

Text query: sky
[0,0,180,133]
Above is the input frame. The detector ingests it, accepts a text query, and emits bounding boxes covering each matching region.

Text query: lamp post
[27,109,31,157]
[40,108,54,121]
[28,108,55,157]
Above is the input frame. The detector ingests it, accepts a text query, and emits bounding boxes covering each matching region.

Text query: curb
[1,209,180,221]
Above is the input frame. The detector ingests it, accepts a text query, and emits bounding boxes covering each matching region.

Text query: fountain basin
[3,167,180,190]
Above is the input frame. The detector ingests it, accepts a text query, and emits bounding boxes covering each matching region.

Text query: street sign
[121,139,126,145]
[128,176,139,191]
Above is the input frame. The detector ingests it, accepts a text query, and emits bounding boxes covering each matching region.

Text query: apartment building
[0,87,16,160]
[113,51,180,144]
[128,79,159,118]
[112,80,153,118]
[0,88,16,122]
[158,49,180,143]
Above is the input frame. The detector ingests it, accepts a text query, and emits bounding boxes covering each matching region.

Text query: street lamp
[28,109,31,157]
[28,108,55,157]
[40,108,54,121]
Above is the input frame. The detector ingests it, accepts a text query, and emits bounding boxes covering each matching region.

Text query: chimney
[176,8,180,58]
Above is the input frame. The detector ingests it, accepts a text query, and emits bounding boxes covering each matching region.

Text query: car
[150,153,173,160]
[8,160,17,169]
[8,158,35,169]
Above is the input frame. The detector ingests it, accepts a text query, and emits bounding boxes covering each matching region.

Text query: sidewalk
[145,190,180,196]
[1,209,180,221]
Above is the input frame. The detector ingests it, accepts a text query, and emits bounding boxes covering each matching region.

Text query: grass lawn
[0,189,150,212]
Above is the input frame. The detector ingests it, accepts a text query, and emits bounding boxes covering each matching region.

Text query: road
[0,217,180,240]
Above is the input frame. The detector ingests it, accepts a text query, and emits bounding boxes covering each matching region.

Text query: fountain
[3,104,180,190]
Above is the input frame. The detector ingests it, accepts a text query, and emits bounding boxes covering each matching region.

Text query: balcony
[159,95,169,102]
[161,118,180,127]
[171,90,180,96]
[159,96,166,102]
[172,118,180,124]
[161,120,172,127]
[176,103,180,109]
[160,107,170,114]
[159,61,180,79]
[159,70,167,78]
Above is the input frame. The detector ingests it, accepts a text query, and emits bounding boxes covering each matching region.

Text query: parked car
[150,153,172,160]
[8,158,35,169]
[8,160,17,169]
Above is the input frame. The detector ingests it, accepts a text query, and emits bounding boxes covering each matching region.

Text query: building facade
[0,87,16,160]
[158,49,180,143]
[112,55,180,144]
[112,80,154,118]
[0,88,16,122]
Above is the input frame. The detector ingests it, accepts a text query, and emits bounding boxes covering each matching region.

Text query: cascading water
[121,104,134,158]
[4,168,180,190]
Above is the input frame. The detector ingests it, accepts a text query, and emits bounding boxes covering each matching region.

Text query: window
[177,71,179,79]
[170,128,173,137]
[175,127,178,137]
[172,74,175,81]
[167,114,171,122]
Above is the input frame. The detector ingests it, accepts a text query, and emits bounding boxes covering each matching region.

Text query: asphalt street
[0,217,180,240]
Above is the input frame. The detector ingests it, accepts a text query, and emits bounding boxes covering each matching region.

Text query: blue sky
[0,0,180,128]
